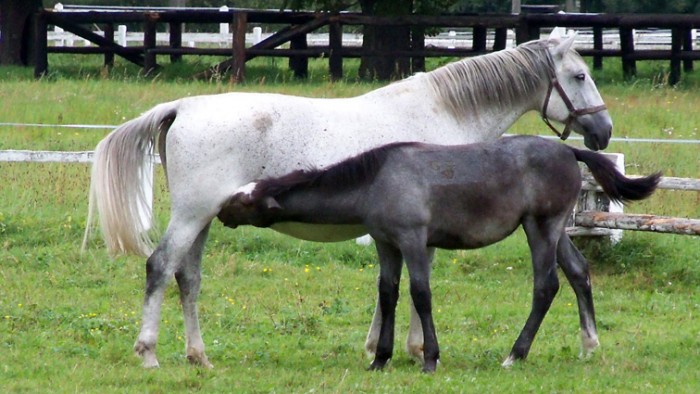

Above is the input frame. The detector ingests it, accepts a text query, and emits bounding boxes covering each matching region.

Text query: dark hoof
[368,358,390,371]
[422,360,438,373]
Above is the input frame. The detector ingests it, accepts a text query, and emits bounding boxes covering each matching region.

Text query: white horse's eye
[575,73,586,81]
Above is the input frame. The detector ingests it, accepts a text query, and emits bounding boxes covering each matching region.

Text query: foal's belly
[270,223,369,242]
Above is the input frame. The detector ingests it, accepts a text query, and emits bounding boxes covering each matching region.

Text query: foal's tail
[82,100,180,257]
[571,147,661,204]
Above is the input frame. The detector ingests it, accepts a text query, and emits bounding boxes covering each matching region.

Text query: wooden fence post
[473,26,487,53]
[34,11,49,78]
[670,27,682,85]
[289,33,309,79]
[143,14,157,76]
[571,153,625,243]
[411,26,425,73]
[231,11,247,83]
[620,27,636,78]
[169,21,183,63]
[592,26,603,70]
[104,23,114,67]
[329,19,343,81]
[493,28,507,51]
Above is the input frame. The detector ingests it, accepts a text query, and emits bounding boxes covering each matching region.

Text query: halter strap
[541,78,607,140]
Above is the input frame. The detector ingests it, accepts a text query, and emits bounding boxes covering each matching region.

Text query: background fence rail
[33,6,700,83]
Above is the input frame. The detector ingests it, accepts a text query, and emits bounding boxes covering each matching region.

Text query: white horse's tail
[82,101,180,257]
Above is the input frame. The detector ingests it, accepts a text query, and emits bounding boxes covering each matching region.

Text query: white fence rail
[1,121,698,237]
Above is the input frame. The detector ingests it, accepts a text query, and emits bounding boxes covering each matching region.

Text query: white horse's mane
[421,40,559,118]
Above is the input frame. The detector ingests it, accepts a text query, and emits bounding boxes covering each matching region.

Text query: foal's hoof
[367,358,390,371]
[501,354,524,368]
[580,335,600,359]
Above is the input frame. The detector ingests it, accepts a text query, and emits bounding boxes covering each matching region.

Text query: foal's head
[217,182,282,228]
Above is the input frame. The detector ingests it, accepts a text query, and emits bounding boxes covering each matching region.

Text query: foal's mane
[252,142,419,199]
[423,39,558,117]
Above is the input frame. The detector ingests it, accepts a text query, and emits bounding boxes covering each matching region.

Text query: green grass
[1,55,700,392]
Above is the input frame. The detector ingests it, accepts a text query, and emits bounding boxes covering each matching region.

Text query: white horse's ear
[549,26,565,41]
[552,33,577,59]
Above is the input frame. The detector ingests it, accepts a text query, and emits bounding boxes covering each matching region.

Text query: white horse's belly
[270,223,369,242]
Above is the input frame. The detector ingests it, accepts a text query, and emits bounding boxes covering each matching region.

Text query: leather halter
[541,78,607,140]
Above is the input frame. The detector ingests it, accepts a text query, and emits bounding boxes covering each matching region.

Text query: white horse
[84,35,612,368]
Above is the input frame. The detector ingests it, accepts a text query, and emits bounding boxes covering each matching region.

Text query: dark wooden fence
[34,8,700,83]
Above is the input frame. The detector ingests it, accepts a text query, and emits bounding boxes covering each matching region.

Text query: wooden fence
[33,7,700,83]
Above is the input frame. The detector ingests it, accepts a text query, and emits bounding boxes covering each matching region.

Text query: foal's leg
[401,241,439,373]
[556,232,599,357]
[365,248,434,363]
[369,241,403,371]
[134,217,210,368]
[405,247,435,362]
[502,218,560,367]
[175,223,213,368]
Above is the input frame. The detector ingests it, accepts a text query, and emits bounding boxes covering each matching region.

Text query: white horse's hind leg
[364,301,382,358]
[175,223,213,368]
[405,298,425,362]
[134,216,211,368]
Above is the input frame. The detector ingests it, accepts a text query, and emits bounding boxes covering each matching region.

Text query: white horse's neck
[367,69,544,143]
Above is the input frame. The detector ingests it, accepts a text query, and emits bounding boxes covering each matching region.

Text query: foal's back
[366,136,582,249]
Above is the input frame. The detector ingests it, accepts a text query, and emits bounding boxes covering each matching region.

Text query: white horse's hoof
[134,341,160,368]
[405,343,425,363]
[187,351,214,369]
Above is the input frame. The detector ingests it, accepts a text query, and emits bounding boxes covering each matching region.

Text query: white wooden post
[512,0,521,14]
[253,26,262,45]
[117,25,127,47]
[571,152,625,243]
[219,5,230,47]
[54,3,65,46]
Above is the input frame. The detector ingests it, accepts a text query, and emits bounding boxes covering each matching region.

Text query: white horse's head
[543,30,612,151]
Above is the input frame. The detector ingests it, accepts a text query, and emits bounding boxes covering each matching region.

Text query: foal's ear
[262,196,282,211]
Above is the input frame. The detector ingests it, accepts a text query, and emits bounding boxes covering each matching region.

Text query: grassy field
[1,55,699,393]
